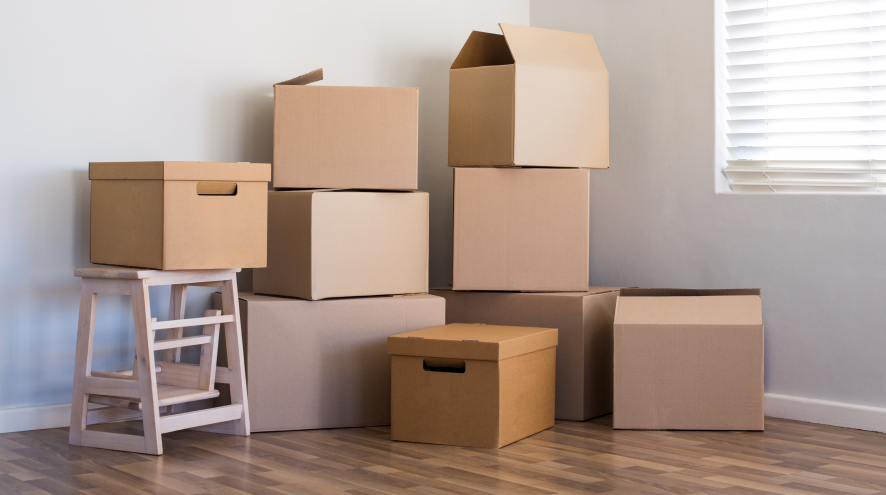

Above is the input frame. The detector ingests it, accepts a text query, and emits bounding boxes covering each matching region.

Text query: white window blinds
[719,0,886,193]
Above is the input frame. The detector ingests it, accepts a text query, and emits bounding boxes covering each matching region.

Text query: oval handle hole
[197,182,237,196]
[423,358,466,374]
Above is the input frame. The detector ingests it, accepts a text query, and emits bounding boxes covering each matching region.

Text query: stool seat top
[75,266,241,279]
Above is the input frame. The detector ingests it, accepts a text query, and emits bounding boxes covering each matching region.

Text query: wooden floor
[2,416,886,495]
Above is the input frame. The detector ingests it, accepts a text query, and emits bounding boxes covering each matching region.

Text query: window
[716,0,886,193]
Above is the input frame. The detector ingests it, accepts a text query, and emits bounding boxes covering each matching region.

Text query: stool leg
[163,285,187,363]
[131,279,163,455]
[220,277,250,436]
[197,309,221,390]
[69,283,97,446]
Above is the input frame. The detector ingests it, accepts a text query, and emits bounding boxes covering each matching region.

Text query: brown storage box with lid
[89,161,270,270]
[273,69,418,190]
[388,323,557,448]
[613,288,764,431]
[211,292,445,432]
[453,167,589,292]
[449,23,608,169]
[430,286,621,421]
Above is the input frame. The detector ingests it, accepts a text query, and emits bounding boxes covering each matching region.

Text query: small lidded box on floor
[387,323,557,449]
[89,161,271,270]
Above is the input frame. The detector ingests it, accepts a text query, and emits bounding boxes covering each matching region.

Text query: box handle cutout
[423,359,466,374]
[197,182,237,196]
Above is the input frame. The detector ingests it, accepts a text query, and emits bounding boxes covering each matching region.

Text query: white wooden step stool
[69,266,250,455]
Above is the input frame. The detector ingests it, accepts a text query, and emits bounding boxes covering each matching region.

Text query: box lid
[431,286,622,297]
[88,161,272,182]
[615,288,762,326]
[387,323,557,361]
[499,23,607,73]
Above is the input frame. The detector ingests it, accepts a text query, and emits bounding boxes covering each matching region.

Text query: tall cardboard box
[453,167,589,291]
[430,287,619,421]
[613,289,764,431]
[273,69,418,190]
[253,190,429,300]
[89,161,271,270]
[388,323,557,448]
[449,24,608,168]
[211,292,445,432]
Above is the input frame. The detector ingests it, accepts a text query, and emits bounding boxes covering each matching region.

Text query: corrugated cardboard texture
[388,323,557,361]
[89,162,270,270]
[448,23,608,168]
[453,168,589,291]
[389,323,556,448]
[212,292,445,432]
[429,287,620,421]
[273,83,418,190]
[613,292,764,431]
[254,190,429,300]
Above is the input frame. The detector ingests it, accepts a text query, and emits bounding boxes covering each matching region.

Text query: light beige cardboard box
[388,323,557,449]
[89,161,270,270]
[613,289,764,430]
[453,167,589,292]
[449,23,608,169]
[254,189,429,300]
[210,292,445,432]
[273,68,418,190]
[430,287,620,421]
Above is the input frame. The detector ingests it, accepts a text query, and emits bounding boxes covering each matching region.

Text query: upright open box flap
[616,288,763,326]
[276,68,324,86]
[387,323,557,361]
[499,23,607,73]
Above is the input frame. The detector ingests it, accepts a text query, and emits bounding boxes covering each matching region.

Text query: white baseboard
[3,394,886,435]
[765,393,886,433]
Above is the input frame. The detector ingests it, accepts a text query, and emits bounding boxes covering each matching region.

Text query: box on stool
[388,323,557,448]
[613,288,764,430]
[211,292,445,432]
[89,161,270,270]
[253,189,429,300]
[430,287,620,421]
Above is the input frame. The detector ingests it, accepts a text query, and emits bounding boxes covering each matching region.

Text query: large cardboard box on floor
[430,287,619,421]
[211,292,445,432]
[453,167,589,292]
[388,323,557,448]
[253,189,429,300]
[613,289,764,431]
[89,161,270,270]
[273,69,418,190]
[449,23,608,168]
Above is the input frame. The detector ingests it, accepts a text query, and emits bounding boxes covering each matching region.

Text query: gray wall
[531,0,886,408]
[0,0,528,414]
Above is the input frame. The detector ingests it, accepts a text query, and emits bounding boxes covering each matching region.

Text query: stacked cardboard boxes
[433,24,615,423]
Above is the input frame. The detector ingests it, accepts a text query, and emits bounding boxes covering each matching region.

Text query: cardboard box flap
[276,68,324,86]
[387,323,557,361]
[89,161,272,182]
[499,23,607,73]
[451,31,515,69]
[616,289,763,326]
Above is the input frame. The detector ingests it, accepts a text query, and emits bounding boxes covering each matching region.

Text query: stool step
[88,385,220,410]
[152,314,233,331]
[153,335,211,351]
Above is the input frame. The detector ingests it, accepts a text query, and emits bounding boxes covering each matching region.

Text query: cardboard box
[89,161,271,270]
[253,189,429,300]
[613,289,764,430]
[453,167,589,292]
[273,68,418,190]
[388,323,557,448]
[429,287,620,421]
[211,292,445,432]
[449,24,608,168]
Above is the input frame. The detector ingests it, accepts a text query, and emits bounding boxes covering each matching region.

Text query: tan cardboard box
[388,323,557,448]
[273,69,418,190]
[253,189,429,300]
[453,167,589,292]
[449,23,608,169]
[429,287,619,421]
[211,292,445,432]
[613,289,764,430]
[89,161,270,270]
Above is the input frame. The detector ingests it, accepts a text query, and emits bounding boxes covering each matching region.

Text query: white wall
[0,0,528,423]
[531,1,886,420]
